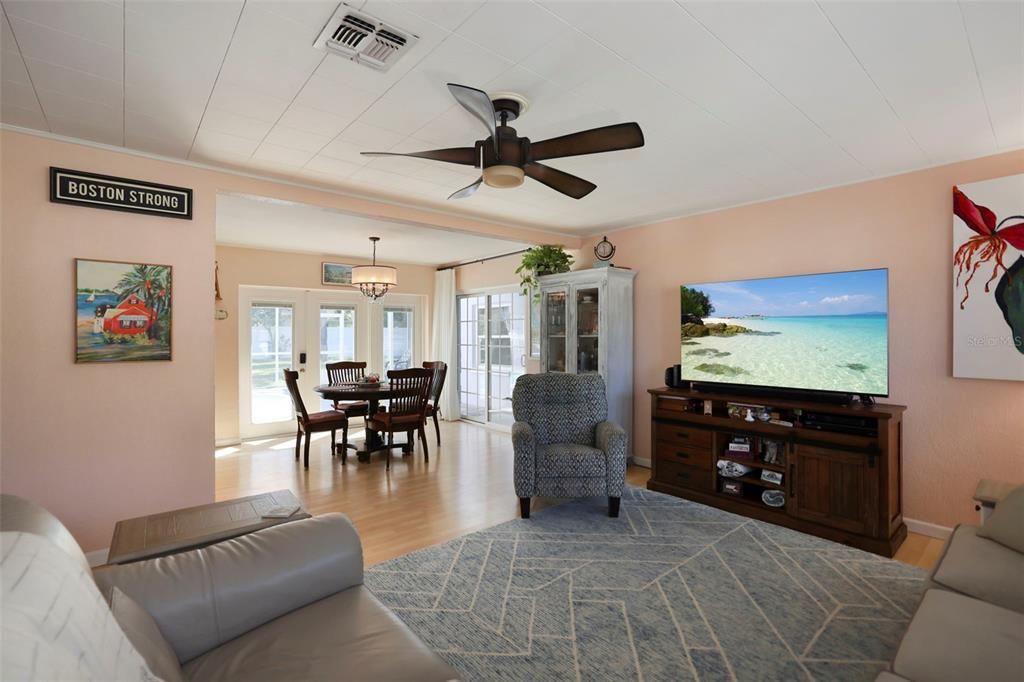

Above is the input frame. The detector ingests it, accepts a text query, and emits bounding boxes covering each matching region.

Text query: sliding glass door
[457,291,526,425]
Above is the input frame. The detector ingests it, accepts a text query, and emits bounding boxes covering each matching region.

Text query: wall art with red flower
[952,174,1023,381]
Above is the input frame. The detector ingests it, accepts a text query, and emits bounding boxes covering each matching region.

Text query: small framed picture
[760,470,783,485]
[321,262,353,286]
[703,400,713,415]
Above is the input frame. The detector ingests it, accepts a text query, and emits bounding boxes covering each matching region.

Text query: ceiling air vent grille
[314,3,418,72]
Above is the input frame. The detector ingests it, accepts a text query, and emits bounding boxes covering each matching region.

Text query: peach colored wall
[0,131,216,550]
[215,244,436,443]
[587,149,1024,529]
[0,129,552,550]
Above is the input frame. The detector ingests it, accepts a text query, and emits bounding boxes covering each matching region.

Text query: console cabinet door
[790,445,877,536]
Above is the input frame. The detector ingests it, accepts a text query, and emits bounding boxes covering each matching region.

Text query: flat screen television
[680,268,889,397]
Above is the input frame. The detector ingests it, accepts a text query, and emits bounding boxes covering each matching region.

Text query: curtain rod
[436,248,530,272]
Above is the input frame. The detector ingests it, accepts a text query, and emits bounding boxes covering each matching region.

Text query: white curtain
[431,268,460,420]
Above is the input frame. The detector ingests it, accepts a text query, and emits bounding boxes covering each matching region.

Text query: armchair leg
[294,426,301,462]
[432,411,440,445]
[519,497,531,519]
[303,433,311,470]
[608,497,620,518]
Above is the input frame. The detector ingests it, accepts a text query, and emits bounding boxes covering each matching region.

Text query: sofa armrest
[93,513,363,664]
[512,421,537,497]
[596,420,627,496]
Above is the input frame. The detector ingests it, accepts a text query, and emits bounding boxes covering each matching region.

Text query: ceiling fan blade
[360,147,477,166]
[448,177,483,200]
[530,122,645,162]
[524,163,597,199]
[447,83,499,157]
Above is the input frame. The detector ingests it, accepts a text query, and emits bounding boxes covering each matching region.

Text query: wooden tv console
[647,387,907,556]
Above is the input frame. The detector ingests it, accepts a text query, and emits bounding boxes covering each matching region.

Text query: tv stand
[647,386,907,557]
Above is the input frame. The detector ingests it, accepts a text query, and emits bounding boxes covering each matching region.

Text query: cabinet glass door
[544,291,567,372]
[576,287,599,373]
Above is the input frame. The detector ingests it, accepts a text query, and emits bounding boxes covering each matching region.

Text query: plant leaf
[994,255,1024,356]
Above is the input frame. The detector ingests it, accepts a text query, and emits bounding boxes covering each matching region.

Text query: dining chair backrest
[422,361,448,405]
[386,368,432,418]
[326,361,366,385]
[283,369,309,423]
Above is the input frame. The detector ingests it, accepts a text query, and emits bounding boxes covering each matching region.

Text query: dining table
[314,382,419,462]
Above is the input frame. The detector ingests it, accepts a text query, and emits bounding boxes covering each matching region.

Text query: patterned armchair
[511,373,627,518]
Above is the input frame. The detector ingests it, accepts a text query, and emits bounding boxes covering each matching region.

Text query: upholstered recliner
[511,373,627,518]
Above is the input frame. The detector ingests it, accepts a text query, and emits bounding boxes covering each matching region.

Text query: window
[382,307,414,371]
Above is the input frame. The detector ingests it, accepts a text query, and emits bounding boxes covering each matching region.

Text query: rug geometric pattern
[365,486,926,681]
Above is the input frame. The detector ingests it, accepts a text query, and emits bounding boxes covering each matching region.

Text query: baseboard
[216,437,241,447]
[85,547,109,567]
[630,457,651,468]
[904,517,953,540]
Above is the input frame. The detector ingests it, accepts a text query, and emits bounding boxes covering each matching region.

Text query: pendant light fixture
[351,236,397,300]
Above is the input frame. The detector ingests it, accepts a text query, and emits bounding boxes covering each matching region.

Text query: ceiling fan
[361,83,645,200]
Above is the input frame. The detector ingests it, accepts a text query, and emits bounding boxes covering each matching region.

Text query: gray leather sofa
[0,494,459,681]
[875,487,1024,681]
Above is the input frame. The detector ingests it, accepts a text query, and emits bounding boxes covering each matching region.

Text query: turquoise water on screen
[680,314,888,395]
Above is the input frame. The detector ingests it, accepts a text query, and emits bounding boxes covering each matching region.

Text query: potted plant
[516,245,574,296]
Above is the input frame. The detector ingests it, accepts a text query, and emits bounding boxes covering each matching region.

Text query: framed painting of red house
[75,258,172,362]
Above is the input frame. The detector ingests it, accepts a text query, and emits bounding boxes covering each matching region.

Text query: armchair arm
[512,421,537,497]
[92,513,362,664]
[596,420,627,496]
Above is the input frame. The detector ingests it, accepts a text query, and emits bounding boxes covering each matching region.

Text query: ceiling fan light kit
[482,165,525,189]
[361,83,644,201]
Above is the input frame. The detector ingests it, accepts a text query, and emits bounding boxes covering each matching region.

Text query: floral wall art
[952,175,1024,380]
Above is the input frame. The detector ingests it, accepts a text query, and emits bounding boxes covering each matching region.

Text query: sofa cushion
[892,589,1024,682]
[181,585,458,682]
[1,531,157,681]
[977,484,1024,553]
[111,587,185,682]
[930,525,1024,614]
[537,443,606,479]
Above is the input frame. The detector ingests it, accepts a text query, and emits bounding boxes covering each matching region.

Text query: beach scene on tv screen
[680,269,888,395]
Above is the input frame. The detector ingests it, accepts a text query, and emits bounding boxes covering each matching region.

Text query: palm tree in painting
[115,264,171,341]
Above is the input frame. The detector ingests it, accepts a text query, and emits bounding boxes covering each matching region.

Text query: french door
[239,287,425,439]
[457,290,526,426]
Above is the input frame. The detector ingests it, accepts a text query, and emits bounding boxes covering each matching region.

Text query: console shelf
[647,386,907,557]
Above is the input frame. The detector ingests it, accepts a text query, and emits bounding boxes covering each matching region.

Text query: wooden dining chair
[422,361,448,446]
[368,368,432,470]
[325,361,371,421]
[284,369,350,469]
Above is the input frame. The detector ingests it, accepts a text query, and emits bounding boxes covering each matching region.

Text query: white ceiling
[1,0,1021,235]
[216,192,530,265]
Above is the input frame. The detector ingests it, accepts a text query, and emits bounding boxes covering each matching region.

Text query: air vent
[314,3,418,72]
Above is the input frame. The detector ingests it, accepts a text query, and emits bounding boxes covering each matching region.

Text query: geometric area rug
[365,485,927,681]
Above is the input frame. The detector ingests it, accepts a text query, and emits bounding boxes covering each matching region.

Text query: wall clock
[594,235,616,261]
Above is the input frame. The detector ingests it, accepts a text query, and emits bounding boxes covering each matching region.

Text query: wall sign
[50,167,192,220]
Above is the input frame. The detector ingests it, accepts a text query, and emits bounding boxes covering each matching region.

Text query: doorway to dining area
[238,285,424,439]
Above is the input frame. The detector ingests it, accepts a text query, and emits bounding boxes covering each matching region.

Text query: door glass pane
[457,295,486,422]
[544,291,567,372]
[383,307,414,371]
[249,303,293,424]
[488,292,526,426]
[576,287,599,373]
[319,305,356,409]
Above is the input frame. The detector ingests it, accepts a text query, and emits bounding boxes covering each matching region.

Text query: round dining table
[314,382,418,462]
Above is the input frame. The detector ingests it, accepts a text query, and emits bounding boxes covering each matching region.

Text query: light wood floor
[216,419,944,569]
